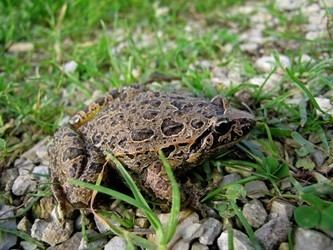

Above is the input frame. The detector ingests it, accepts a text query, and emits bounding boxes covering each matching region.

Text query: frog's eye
[214,119,232,134]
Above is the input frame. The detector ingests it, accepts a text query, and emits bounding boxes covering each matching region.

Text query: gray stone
[244,181,269,198]
[47,232,82,250]
[16,159,35,176]
[242,199,267,228]
[191,242,209,250]
[21,138,49,161]
[171,239,190,250]
[17,216,31,233]
[183,223,204,242]
[104,236,127,250]
[135,217,149,228]
[31,219,73,246]
[254,55,290,73]
[0,168,18,192]
[12,175,37,196]
[279,178,292,191]
[312,150,326,167]
[0,205,17,250]
[20,241,39,250]
[32,165,50,185]
[294,228,333,250]
[217,229,254,250]
[255,216,291,250]
[276,0,304,10]
[8,42,34,53]
[78,229,107,250]
[32,165,49,177]
[35,143,49,162]
[94,214,111,233]
[278,242,289,250]
[240,42,259,53]
[199,217,223,245]
[270,200,295,219]
[168,212,200,246]
[221,173,241,186]
[62,61,78,74]
[158,210,198,227]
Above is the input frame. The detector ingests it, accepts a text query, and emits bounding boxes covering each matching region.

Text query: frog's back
[78,88,225,165]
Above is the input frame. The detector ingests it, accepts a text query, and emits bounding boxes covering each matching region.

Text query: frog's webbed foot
[182,180,219,218]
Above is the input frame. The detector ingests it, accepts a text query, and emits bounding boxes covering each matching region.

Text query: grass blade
[286,68,325,114]
[159,150,181,244]
[68,178,143,209]
[104,152,164,237]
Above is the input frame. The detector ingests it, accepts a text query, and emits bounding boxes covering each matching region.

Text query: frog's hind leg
[48,126,104,218]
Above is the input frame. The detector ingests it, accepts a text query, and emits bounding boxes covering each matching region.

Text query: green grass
[1,0,333,248]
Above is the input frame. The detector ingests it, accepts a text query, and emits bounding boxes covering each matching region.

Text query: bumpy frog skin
[48,85,255,212]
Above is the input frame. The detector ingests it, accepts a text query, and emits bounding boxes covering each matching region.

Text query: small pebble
[244,181,269,198]
[31,219,73,246]
[217,229,254,250]
[168,212,200,246]
[8,42,34,53]
[0,205,17,250]
[294,228,333,250]
[221,173,241,186]
[78,229,107,250]
[17,216,31,233]
[104,236,127,250]
[199,217,223,245]
[191,242,209,250]
[135,217,150,228]
[12,175,37,196]
[270,200,295,219]
[62,61,78,74]
[182,223,204,242]
[255,216,291,250]
[255,55,290,73]
[20,241,38,250]
[242,199,267,228]
[276,0,304,10]
[48,232,82,250]
[172,239,190,250]
[0,168,18,192]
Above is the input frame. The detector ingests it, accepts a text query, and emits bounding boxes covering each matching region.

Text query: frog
[48,84,255,216]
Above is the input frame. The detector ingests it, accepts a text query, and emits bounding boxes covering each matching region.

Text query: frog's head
[210,96,255,147]
[187,96,255,163]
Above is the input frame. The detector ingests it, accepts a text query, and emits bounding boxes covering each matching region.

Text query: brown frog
[48,85,255,214]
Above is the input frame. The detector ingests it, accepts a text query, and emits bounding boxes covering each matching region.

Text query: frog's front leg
[141,162,217,216]
[48,126,104,218]
[141,162,173,205]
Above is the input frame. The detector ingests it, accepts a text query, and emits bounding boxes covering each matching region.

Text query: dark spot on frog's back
[161,145,176,157]
[131,128,155,141]
[170,100,193,110]
[190,119,205,129]
[92,133,102,144]
[143,110,159,120]
[161,118,184,136]
[150,99,161,107]
[62,147,86,161]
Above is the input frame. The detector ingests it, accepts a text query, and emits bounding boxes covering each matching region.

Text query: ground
[0,0,333,249]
